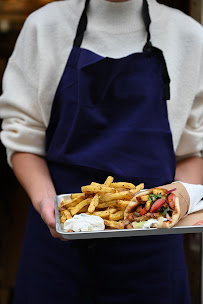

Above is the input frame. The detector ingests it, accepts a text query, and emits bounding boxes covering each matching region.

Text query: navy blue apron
[13,1,191,303]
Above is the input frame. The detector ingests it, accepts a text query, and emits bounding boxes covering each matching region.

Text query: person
[0,0,203,303]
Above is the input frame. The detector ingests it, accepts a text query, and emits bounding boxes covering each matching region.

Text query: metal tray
[55,194,203,240]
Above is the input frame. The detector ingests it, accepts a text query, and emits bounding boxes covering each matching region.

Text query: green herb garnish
[161,208,169,216]
[149,193,162,205]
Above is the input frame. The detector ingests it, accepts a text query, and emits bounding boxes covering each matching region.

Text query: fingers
[41,208,55,229]
[41,205,56,229]
[39,197,68,241]
[49,227,68,242]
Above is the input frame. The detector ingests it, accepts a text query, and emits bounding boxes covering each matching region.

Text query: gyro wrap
[124,182,190,228]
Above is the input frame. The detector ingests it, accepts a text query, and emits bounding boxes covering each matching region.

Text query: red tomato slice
[139,207,147,216]
[150,198,166,213]
[168,193,175,209]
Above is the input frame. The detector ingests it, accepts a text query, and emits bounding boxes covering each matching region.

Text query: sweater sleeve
[176,48,203,159]
[0,14,46,167]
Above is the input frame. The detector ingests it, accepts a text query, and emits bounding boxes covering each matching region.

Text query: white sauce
[132,217,168,229]
[63,213,105,232]
[142,219,161,229]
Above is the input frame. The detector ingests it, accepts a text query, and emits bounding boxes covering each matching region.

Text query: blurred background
[0,0,202,304]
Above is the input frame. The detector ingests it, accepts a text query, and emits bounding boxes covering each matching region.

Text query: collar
[87,0,162,33]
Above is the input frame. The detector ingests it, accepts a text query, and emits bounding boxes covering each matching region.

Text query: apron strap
[142,0,171,100]
[152,47,171,100]
[73,0,153,50]
[73,0,170,100]
[73,0,90,47]
[142,0,153,53]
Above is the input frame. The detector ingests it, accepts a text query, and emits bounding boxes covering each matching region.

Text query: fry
[106,207,117,214]
[109,211,124,221]
[137,183,145,190]
[104,176,114,186]
[60,215,67,223]
[59,199,73,211]
[104,219,124,229]
[60,199,72,207]
[65,194,86,208]
[116,200,130,210]
[60,209,72,223]
[71,193,83,199]
[97,200,117,209]
[68,205,89,213]
[70,198,91,216]
[115,188,128,192]
[77,206,89,213]
[88,194,100,213]
[100,191,134,203]
[128,183,144,195]
[62,209,72,218]
[82,184,116,194]
[111,182,136,189]
[93,210,111,219]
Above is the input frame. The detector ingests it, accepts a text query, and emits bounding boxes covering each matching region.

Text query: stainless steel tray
[55,194,203,240]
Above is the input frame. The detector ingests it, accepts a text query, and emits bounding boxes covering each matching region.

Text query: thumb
[40,199,56,229]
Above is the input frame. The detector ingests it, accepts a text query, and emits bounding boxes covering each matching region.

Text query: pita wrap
[124,182,190,228]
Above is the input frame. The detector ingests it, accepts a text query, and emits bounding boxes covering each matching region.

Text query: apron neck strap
[73,0,90,47]
[73,0,153,49]
[142,0,153,53]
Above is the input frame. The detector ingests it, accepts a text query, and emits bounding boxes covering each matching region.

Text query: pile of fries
[59,176,144,230]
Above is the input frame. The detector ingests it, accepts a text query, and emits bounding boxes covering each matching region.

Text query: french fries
[116,200,130,210]
[60,209,72,223]
[88,194,100,213]
[58,176,144,230]
[109,211,124,221]
[92,210,113,219]
[104,176,114,186]
[70,198,92,216]
[111,182,136,189]
[81,184,116,194]
[104,219,124,229]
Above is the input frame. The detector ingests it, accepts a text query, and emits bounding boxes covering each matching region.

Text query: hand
[38,197,68,241]
[11,153,69,240]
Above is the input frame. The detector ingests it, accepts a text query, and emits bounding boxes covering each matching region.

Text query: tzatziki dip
[63,213,105,232]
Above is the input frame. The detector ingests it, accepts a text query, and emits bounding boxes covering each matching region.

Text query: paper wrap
[159,182,203,227]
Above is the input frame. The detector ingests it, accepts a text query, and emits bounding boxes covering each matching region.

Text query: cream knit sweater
[0,0,203,166]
